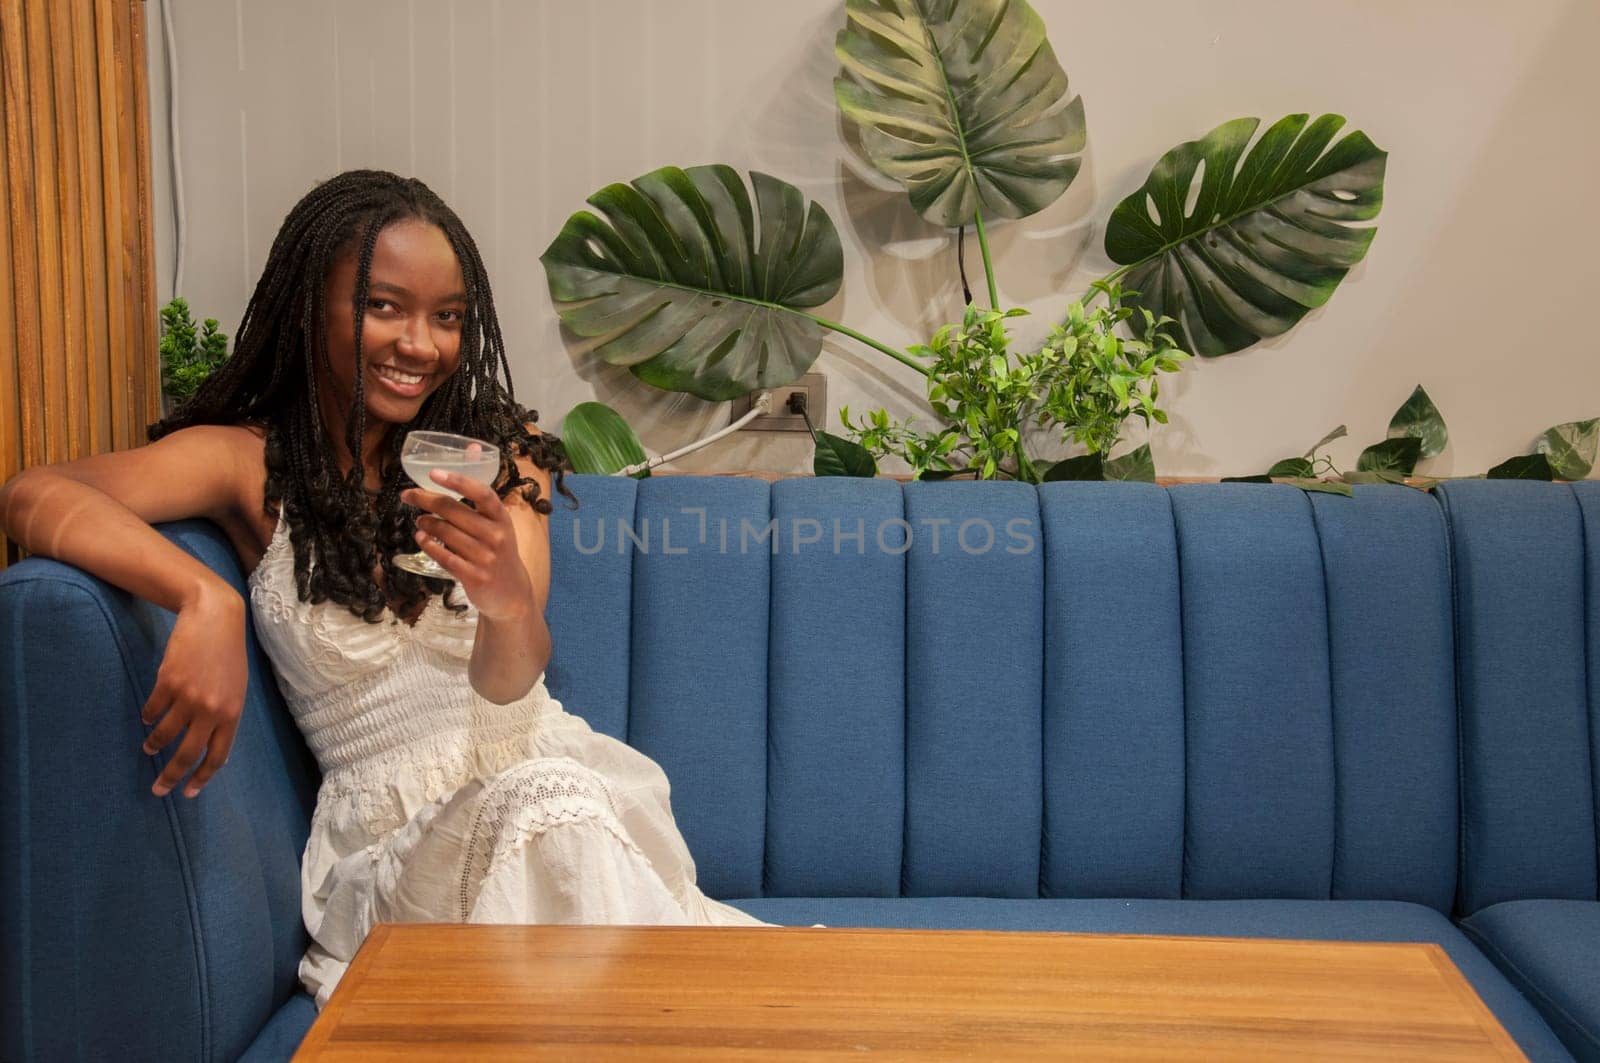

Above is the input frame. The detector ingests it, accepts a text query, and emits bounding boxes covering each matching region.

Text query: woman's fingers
[142,702,186,755]
[414,513,491,566]
[152,725,211,798]
[140,679,169,727]
[403,483,496,536]
[181,723,237,798]
[432,467,505,518]
[413,528,482,583]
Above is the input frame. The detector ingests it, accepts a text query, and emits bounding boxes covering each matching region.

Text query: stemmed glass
[393,430,501,580]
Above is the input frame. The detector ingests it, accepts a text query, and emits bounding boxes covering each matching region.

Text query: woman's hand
[402,464,534,622]
[142,583,248,798]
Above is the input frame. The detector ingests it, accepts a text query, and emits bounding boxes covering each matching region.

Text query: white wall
[148,0,1600,478]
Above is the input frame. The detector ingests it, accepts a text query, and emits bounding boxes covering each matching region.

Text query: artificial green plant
[540,0,1388,481]
[158,297,230,403]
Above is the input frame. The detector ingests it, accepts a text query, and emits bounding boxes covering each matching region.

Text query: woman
[0,169,774,1009]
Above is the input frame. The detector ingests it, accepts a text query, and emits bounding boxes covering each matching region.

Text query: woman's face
[319,217,467,434]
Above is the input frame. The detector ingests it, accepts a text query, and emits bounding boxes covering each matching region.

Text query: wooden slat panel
[93,0,128,453]
[70,0,109,456]
[1,0,158,570]
[128,0,156,435]
[48,0,88,459]
[0,4,15,567]
[110,0,142,443]
[109,0,144,438]
[2,1,42,480]
[23,0,64,465]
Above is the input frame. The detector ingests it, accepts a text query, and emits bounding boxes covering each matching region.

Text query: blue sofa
[2,476,1596,1061]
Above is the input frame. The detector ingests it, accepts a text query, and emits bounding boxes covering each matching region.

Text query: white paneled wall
[148,0,1600,477]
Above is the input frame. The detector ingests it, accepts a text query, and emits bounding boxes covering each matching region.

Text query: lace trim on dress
[455,759,631,920]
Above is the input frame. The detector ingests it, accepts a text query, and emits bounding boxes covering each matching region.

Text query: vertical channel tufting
[1574,481,1600,898]
[626,477,771,900]
[765,479,906,897]
[1305,491,1340,903]
[1310,487,1457,912]
[1037,483,1184,898]
[1438,481,1596,913]
[902,481,1044,897]
[1171,485,1335,900]
[543,474,639,744]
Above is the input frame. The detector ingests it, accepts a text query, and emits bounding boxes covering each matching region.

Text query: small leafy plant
[1233,385,1596,492]
[832,284,1188,483]
[158,298,230,402]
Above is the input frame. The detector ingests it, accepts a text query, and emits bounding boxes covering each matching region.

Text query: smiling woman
[0,167,778,1024]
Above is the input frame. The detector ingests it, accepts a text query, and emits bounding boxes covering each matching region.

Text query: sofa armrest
[0,519,319,1062]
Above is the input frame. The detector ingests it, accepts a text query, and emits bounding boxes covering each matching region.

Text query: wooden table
[295,924,1526,1061]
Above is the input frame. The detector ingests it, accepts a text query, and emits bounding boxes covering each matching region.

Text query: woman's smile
[371,362,429,398]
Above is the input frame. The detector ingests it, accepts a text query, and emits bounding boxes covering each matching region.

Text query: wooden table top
[295,924,1525,1061]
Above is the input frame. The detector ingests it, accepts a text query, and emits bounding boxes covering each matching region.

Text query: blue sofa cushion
[1437,482,1597,913]
[236,992,318,1063]
[1461,900,1600,1062]
[728,897,1572,1061]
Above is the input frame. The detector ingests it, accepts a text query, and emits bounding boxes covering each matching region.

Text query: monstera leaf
[1104,114,1387,356]
[541,166,844,402]
[834,0,1086,227]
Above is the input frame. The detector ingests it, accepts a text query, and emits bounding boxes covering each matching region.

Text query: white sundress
[245,505,775,1008]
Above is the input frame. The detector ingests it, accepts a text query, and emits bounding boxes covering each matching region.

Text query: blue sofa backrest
[5,475,1591,1061]
[541,477,1461,911]
[1437,481,1600,914]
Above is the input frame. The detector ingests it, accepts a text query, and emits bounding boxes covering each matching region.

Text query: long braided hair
[148,169,577,625]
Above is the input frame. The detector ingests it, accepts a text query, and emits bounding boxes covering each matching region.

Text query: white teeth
[376,366,424,385]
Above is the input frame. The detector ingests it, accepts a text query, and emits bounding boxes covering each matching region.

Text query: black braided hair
[148,169,578,626]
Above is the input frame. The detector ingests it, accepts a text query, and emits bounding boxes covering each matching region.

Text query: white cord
[160,0,186,297]
[616,393,774,477]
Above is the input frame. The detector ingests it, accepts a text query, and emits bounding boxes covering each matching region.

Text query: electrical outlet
[730,371,826,432]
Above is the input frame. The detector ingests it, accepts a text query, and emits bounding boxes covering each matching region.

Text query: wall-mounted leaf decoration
[1105,114,1386,356]
[834,0,1086,227]
[541,166,843,402]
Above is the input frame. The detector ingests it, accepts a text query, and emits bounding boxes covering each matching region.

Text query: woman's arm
[403,422,554,704]
[0,425,260,797]
[0,425,255,613]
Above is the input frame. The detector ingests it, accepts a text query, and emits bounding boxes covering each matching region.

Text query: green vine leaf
[1043,453,1104,481]
[1288,477,1354,497]
[1536,418,1598,480]
[1267,457,1315,478]
[1104,114,1386,356]
[1487,454,1555,481]
[1387,385,1448,459]
[813,430,878,478]
[1103,443,1156,482]
[1356,437,1422,476]
[833,0,1086,226]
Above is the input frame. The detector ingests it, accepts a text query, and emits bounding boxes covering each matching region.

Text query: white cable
[160,0,186,297]
[615,393,775,477]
